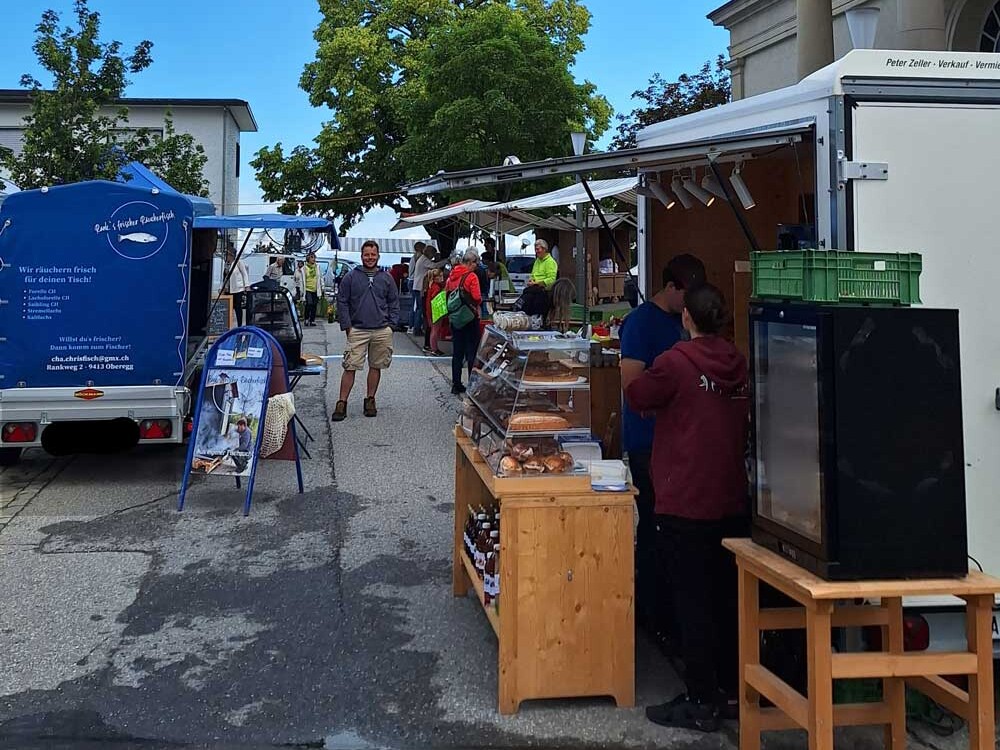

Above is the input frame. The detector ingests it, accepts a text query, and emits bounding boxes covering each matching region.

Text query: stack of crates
[751,251,922,305]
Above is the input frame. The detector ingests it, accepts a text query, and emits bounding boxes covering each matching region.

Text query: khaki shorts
[343,326,394,371]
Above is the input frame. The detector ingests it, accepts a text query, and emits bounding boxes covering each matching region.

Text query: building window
[0,128,26,157]
[982,2,1000,52]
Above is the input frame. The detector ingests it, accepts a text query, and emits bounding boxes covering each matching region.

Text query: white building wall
[222,110,240,215]
[0,103,240,211]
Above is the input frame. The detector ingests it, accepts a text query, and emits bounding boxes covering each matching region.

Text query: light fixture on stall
[670,174,695,209]
[701,171,729,200]
[682,171,715,207]
[647,175,676,209]
[729,163,756,210]
[571,132,587,157]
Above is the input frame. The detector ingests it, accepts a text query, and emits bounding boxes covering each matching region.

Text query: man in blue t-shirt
[620,253,706,643]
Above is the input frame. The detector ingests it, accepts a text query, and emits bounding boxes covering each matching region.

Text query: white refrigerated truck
[634,49,1000,653]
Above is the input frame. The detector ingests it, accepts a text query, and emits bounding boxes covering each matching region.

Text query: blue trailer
[0,180,215,464]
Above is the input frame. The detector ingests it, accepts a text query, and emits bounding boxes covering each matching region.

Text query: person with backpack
[446,249,483,395]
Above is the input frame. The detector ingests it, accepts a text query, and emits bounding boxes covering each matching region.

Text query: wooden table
[453,428,636,714]
[725,538,1000,750]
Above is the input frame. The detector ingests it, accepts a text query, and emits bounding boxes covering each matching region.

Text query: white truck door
[851,101,1000,579]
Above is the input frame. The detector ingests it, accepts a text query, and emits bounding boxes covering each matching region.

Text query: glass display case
[459,327,591,477]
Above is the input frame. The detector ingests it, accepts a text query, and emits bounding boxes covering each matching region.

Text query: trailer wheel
[0,448,23,467]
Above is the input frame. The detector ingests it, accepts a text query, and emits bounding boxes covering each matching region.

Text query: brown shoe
[331,400,347,422]
[363,397,377,417]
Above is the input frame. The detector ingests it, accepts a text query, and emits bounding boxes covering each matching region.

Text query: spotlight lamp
[730,164,756,210]
[683,171,715,207]
[701,171,728,200]
[648,177,676,209]
[670,174,695,209]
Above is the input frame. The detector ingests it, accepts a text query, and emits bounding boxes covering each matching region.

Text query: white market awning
[390,179,639,235]
[492,177,638,211]
[391,198,499,231]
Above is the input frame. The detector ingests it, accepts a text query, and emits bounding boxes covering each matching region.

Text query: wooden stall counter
[726,538,1000,750]
[453,427,636,714]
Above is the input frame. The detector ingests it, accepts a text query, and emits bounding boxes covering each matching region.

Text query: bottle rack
[453,426,637,714]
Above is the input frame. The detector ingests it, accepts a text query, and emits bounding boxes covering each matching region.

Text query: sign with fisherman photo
[179,326,303,515]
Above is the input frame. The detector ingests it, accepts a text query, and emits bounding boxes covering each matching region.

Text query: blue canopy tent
[199,214,340,314]
[194,214,336,236]
[118,161,216,217]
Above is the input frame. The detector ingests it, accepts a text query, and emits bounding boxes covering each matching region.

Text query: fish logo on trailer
[119,232,158,244]
[95,201,175,260]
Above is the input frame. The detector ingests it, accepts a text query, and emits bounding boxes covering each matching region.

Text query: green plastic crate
[751,251,922,305]
[570,304,630,323]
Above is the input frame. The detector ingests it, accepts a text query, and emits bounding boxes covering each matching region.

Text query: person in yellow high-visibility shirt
[528,239,558,289]
[303,252,324,326]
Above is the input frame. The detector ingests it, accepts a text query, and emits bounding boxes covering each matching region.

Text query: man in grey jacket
[332,240,400,420]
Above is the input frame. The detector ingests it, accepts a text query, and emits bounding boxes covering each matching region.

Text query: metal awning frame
[402,129,805,196]
[400,128,804,316]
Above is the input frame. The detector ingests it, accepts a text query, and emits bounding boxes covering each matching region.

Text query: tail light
[864,613,930,652]
[138,419,173,440]
[2,422,37,443]
[183,418,194,436]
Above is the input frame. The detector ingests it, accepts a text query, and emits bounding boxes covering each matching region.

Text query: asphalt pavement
[0,322,982,750]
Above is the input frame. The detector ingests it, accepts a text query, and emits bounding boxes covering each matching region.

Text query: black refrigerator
[749,303,968,580]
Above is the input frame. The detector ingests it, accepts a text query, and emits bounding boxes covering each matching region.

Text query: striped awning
[337,236,424,255]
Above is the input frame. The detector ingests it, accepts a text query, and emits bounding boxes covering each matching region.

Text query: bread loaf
[500,456,523,475]
[542,454,569,473]
[508,413,571,432]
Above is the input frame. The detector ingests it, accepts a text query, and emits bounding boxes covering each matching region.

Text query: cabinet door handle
[567,569,574,582]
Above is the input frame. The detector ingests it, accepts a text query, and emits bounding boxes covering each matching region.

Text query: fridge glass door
[754,320,824,543]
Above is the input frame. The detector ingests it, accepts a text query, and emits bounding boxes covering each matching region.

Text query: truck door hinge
[837,151,889,184]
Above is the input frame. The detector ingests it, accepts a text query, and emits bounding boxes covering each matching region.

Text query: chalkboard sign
[208,295,235,337]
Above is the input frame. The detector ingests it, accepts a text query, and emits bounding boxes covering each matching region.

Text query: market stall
[454,327,636,713]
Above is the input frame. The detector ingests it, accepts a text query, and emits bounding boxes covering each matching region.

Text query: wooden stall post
[964,594,996,750]
[881,597,906,750]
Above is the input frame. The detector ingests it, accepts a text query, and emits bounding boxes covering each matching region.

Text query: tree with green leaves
[0,0,209,196]
[611,56,731,150]
[252,0,611,230]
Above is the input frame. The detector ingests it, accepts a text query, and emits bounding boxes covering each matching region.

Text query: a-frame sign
[178,326,303,515]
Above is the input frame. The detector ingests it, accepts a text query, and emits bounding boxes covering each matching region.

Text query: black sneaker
[646,694,720,733]
[451,383,466,395]
[363,397,377,417]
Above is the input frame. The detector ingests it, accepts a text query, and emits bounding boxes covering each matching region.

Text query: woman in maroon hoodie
[624,283,750,733]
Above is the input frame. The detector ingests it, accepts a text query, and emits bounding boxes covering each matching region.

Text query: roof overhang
[402,128,806,196]
[0,90,258,132]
